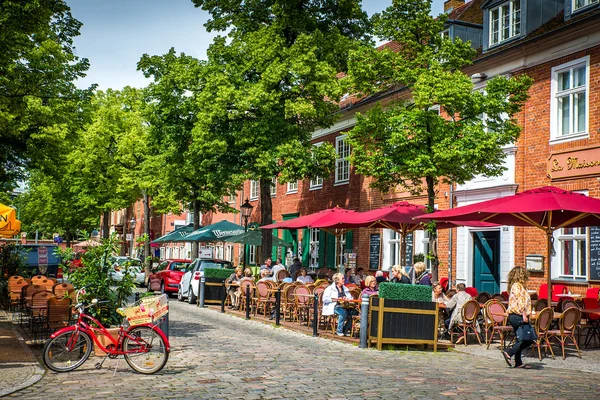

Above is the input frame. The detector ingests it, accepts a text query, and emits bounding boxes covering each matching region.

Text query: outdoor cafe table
[556,293,582,298]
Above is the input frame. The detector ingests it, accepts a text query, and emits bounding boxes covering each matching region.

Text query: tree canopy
[0,0,93,192]
[346,0,533,279]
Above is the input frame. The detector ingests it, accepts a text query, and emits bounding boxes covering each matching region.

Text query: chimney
[444,0,466,13]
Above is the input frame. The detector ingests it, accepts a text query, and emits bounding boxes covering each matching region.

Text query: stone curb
[0,311,45,397]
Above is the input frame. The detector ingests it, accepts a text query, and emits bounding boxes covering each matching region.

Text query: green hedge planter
[378,282,432,302]
[204,268,235,279]
[369,283,438,351]
[203,268,235,304]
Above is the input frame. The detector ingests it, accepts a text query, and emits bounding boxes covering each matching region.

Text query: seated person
[244,268,254,279]
[431,281,449,303]
[289,257,303,280]
[344,268,356,285]
[258,268,273,282]
[414,261,432,286]
[354,267,366,288]
[226,267,244,308]
[390,265,411,284]
[443,283,472,331]
[375,270,387,284]
[281,271,293,283]
[271,262,287,282]
[361,275,378,297]
[296,268,314,284]
[322,272,357,337]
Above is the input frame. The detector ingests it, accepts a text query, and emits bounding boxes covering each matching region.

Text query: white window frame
[335,135,350,185]
[310,142,324,190]
[573,0,599,12]
[309,228,320,269]
[249,180,259,200]
[335,234,346,268]
[287,181,298,194]
[270,177,277,197]
[248,245,256,265]
[228,192,237,205]
[488,0,521,47]
[552,190,589,281]
[550,56,590,144]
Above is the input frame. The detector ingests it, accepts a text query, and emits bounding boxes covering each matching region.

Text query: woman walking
[501,266,533,369]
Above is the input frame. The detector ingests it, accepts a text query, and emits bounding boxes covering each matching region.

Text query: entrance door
[473,231,500,294]
[282,213,299,260]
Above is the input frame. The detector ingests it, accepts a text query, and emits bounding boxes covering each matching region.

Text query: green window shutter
[271,228,278,260]
[326,232,336,269]
[345,231,353,253]
[301,228,310,266]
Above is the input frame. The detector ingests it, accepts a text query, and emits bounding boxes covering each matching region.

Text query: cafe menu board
[405,233,414,266]
[589,226,600,282]
[369,234,381,270]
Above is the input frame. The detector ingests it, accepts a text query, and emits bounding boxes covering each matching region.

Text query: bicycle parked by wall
[42,286,170,374]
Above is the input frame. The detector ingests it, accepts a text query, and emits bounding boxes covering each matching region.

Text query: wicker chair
[452,300,482,346]
[534,299,548,312]
[476,292,492,304]
[532,307,555,360]
[238,278,256,313]
[294,285,313,324]
[484,300,512,349]
[547,307,582,359]
[254,281,276,317]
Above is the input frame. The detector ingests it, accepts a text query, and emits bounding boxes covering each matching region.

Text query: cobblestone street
[6,300,600,400]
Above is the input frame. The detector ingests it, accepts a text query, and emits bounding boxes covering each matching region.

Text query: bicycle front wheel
[43,330,92,372]
[123,326,168,374]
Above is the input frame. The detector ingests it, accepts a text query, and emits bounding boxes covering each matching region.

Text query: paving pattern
[6,301,600,400]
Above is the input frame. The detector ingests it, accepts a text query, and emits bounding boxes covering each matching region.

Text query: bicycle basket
[119,294,169,325]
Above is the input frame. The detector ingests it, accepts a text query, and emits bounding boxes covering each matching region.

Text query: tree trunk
[192,199,201,260]
[142,191,151,284]
[102,211,110,239]
[426,176,439,282]
[259,178,273,264]
[65,230,73,248]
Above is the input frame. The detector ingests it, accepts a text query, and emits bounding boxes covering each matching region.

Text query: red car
[148,259,192,295]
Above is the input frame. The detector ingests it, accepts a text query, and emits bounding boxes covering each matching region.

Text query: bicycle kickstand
[95,354,109,370]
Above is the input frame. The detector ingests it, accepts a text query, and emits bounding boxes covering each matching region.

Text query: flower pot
[94,328,120,357]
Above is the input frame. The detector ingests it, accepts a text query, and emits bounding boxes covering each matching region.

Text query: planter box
[203,277,227,304]
[94,328,120,357]
[368,297,439,351]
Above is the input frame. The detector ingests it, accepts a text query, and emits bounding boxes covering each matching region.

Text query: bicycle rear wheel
[43,330,92,372]
[123,326,168,374]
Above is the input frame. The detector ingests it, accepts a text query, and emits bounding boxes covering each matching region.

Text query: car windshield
[171,262,189,272]
[200,261,232,270]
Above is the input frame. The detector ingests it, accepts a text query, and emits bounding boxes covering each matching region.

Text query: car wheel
[188,285,197,304]
[160,282,166,296]
[177,287,184,302]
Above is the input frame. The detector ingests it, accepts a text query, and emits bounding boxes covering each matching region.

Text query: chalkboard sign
[405,233,414,266]
[589,226,600,282]
[369,234,381,270]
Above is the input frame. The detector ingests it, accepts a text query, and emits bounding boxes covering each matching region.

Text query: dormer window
[573,0,598,11]
[489,0,521,46]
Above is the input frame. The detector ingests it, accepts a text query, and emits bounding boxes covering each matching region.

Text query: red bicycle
[42,286,170,374]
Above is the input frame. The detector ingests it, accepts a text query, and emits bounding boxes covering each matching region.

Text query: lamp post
[129,217,136,258]
[240,199,254,267]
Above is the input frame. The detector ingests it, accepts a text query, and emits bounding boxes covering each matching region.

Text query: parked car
[147,259,191,295]
[108,257,145,286]
[178,258,232,304]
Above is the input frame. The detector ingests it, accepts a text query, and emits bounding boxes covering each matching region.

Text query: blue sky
[67,0,446,90]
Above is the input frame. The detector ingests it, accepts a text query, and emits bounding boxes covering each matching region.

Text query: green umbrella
[226,230,292,248]
[173,220,245,242]
[151,223,197,244]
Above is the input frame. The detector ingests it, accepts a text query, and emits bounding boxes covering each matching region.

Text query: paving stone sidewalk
[0,310,45,397]
[4,301,600,400]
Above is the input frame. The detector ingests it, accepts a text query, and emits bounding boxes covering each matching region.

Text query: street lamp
[240,199,253,267]
[129,217,136,258]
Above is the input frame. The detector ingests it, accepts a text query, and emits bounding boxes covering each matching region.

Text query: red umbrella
[261,206,357,235]
[415,186,600,300]
[311,201,496,266]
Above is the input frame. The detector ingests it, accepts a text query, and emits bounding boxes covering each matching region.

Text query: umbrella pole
[546,231,553,302]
